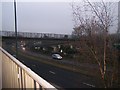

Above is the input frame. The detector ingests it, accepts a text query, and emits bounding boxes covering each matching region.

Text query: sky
[2,1,74,34]
[1,0,119,34]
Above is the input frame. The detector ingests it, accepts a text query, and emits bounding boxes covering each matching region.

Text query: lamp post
[14,0,18,58]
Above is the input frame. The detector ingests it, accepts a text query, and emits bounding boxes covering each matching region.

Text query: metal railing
[0,47,56,89]
[1,31,72,39]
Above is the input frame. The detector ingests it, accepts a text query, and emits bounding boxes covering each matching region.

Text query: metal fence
[1,31,72,39]
[0,47,56,89]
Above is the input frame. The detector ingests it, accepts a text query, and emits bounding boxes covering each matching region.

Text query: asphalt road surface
[3,42,103,89]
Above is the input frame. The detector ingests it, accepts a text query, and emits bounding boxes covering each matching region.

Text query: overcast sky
[2,0,119,34]
[2,2,74,34]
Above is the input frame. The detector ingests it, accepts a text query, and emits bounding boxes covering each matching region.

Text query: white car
[52,54,62,60]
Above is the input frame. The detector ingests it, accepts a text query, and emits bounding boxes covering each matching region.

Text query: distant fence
[0,47,56,89]
[1,31,72,39]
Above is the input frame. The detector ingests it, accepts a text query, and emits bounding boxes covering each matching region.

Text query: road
[25,49,99,70]
[3,42,103,89]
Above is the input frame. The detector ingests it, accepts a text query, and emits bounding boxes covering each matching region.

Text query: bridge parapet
[1,31,72,39]
[0,47,56,89]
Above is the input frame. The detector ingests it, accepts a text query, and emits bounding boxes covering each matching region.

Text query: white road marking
[49,71,56,74]
[82,82,95,87]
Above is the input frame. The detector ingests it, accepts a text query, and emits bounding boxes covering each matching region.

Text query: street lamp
[14,0,18,58]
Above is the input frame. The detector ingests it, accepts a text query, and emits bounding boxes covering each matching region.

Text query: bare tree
[71,0,118,88]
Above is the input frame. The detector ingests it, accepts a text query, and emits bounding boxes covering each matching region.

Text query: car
[52,54,62,60]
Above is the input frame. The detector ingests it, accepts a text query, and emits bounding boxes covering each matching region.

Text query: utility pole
[14,0,18,58]
[117,0,120,84]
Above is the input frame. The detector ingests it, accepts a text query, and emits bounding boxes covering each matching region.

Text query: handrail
[0,47,57,89]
